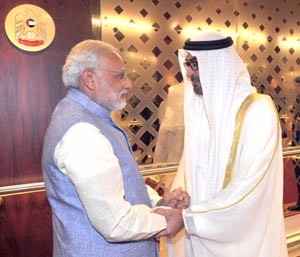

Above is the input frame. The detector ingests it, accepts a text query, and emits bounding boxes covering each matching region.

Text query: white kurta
[168,31,288,257]
[54,122,167,242]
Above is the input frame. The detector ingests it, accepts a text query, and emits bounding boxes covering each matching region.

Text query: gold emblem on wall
[5,4,55,52]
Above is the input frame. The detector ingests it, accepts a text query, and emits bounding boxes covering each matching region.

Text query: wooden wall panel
[0,192,52,257]
[0,0,93,186]
[0,1,94,256]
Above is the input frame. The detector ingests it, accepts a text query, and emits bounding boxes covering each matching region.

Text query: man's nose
[186,68,195,78]
[123,79,132,89]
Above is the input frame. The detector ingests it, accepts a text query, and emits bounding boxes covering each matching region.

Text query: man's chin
[193,86,203,95]
[113,101,126,111]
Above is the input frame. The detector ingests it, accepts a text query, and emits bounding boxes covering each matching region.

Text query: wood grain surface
[0,0,92,186]
[0,192,52,257]
[0,0,93,256]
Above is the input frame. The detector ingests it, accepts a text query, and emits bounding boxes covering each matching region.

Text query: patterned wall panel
[235,0,300,148]
[97,0,300,164]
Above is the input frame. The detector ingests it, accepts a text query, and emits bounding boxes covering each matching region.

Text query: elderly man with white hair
[42,39,190,257]
[168,31,288,257]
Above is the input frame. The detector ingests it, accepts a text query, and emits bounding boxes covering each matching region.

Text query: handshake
[153,187,190,238]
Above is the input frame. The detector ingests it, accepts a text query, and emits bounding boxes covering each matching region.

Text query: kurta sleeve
[54,122,167,242]
[146,185,162,207]
[183,97,282,242]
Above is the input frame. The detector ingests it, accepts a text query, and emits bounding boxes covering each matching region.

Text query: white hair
[62,40,118,88]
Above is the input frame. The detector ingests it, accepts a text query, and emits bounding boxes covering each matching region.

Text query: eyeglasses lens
[184,61,198,71]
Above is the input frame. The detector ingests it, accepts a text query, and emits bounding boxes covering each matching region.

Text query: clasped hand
[153,187,190,238]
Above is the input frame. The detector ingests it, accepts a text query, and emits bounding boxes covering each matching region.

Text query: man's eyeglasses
[183,59,198,71]
[96,69,128,81]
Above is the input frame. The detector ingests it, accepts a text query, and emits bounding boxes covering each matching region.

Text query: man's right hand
[157,187,190,210]
[152,207,184,238]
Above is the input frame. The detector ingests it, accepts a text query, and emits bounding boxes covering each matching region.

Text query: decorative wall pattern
[96,0,300,164]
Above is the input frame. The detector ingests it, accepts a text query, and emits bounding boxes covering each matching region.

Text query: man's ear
[81,69,95,90]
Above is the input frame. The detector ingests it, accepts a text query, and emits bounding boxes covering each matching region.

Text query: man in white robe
[168,31,288,257]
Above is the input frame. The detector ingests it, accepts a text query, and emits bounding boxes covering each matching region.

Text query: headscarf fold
[178,31,256,204]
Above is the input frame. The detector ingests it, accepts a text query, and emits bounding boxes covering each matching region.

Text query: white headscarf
[178,31,256,204]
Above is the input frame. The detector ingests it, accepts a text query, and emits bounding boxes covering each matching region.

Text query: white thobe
[168,31,288,257]
[180,96,287,257]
